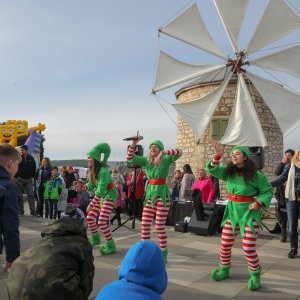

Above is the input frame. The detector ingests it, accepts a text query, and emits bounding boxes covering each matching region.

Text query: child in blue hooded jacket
[96,240,167,300]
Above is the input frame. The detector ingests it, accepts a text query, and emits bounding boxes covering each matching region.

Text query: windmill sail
[247,0,300,54]
[220,74,267,146]
[251,44,300,79]
[154,0,300,149]
[214,0,249,52]
[160,4,226,60]
[172,74,232,139]
[152,51,225,93]
[247,71,300,135]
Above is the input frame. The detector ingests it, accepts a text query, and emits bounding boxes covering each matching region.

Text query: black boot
[269,222,281,234]
[280,230,287,243]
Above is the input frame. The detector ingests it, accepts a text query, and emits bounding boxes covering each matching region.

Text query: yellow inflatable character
[6,120,46,138]
[0,123,19,146]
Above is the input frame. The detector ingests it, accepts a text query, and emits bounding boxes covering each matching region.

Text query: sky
[1,0,300,160]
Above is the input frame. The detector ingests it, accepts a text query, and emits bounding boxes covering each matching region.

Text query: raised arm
[126,136,147,167]
[205,143,227,181]
[271,163,290,187]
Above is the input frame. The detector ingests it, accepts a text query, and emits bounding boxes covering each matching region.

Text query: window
[210,118,228,140]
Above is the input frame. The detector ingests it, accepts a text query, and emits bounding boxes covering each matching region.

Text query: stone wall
[175,79,283,199]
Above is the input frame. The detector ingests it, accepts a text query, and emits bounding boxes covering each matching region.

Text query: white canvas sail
[220,74,267,146]
[160,4,226,60]
[214,0,249,52]
[172,74,232,139]
[251,44,300,79]
[247,0,300,54]
[247,71,300,134]
[152,51,225,93]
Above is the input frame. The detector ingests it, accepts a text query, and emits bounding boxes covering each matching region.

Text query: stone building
[175,75,283,199]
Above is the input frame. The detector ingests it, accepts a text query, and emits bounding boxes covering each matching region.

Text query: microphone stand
[112,166,141,232]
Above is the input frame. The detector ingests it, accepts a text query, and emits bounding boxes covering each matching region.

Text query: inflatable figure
[25,130,43,167]
[0,123,18,146]
[0,119,46,168]
[6,120,46,139]
[25,130,42,155]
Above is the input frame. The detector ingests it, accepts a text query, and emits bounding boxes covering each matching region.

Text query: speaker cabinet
[249,146,264,170]
[188,205,225,236]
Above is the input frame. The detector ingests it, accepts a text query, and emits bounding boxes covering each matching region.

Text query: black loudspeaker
[188,190,225,236]
[127,145,144,168]
[174,221,188,233]
[249,147,264,170]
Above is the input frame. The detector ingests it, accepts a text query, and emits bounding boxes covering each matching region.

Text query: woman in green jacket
[206,143,272,291]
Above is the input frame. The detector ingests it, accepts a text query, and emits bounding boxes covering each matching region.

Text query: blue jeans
[286,199,299,250]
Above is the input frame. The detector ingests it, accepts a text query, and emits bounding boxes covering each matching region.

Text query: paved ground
[1,209,300,300]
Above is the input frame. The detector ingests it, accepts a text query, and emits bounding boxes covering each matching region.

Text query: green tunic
[86,167,118,206]
[129,151,182,207]
[206,160,273,236]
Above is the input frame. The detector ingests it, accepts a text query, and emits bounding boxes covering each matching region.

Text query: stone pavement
[1,213,300,300]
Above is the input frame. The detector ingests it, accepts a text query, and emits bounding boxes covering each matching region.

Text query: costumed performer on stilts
[85,142,118,255]
[126,135,182,263]
[206,143,272,291]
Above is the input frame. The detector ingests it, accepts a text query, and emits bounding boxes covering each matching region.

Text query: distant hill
[51,160,127,169]
[51,159,88,168]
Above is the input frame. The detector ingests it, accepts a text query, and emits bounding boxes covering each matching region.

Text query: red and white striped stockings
[141,198,170,249]
[86,197,115,241]
[220,220,260,271]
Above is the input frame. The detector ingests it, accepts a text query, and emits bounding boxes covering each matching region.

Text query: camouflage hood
[7,217,94,300]
[41,218,87,239]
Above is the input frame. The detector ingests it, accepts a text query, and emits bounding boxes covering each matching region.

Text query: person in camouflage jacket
[6,218,94,300]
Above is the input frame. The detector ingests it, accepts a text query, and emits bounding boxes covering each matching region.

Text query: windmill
[152,0,300,176]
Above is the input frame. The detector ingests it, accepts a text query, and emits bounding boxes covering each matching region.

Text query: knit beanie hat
[149,140,164,151]
[87,142,111,164]
[231,145,251,157]
[63,203,87,229]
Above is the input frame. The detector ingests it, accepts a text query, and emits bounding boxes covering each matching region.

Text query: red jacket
[127,170,145,200]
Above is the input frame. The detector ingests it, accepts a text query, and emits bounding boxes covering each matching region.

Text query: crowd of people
[0,140,299,299]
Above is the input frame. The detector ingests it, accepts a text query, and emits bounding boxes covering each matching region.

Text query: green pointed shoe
[89,232,100,247]
[161,248,168,264]
[248,267,261,291]
[211,263,231,281]
[100,239,116,255]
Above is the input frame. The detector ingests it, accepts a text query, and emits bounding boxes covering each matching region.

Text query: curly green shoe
[161,248,168,264]
[100,239,116,255]
[248,268,261,291]
[211,263,230,281]
[89,232,100,247]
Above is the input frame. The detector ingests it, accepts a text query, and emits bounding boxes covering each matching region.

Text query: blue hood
[118,240,167,294]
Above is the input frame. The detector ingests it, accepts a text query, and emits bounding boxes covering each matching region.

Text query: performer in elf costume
[85,142,118,255]
[206,143,273,291]
[127,137,182,263]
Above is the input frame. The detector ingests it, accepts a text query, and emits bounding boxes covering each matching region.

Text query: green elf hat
[87,142,111,165]
[231,145,252,156]
[149,140,164,151]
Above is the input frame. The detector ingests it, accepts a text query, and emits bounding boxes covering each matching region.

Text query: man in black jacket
[270,149,295,242]
[15,145,37,216]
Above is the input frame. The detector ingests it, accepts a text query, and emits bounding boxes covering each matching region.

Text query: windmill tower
[174,75,283,198]
[152,1,300,197]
